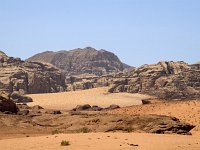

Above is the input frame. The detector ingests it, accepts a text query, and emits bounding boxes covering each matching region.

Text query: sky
[0,0,200,66]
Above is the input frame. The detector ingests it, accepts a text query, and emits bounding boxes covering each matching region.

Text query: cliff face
[109,61,200,99]
[27,47,130,76]
[0,51,66,95]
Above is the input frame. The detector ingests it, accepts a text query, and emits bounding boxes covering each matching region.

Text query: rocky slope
[27,47,130,76]
[0,110,195,135]
[109,61,200,99]
[0,51,66,95]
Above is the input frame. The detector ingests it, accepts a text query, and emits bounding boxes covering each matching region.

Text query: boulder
[141,99,151,105]
[0,94,18,113]
[72,104,91,111]
[89,105,103,111]
[11,92,33,103]
[17,103,31,109]
[17,109,29,115]
[31,105,44,111]
[45,110,62,115]
[104,104,120,110]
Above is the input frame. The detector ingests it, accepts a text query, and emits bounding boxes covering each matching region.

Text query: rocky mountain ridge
[0,50,199,100]
[27,47,130,76]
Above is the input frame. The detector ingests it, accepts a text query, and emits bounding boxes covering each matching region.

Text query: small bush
[52,129,60,135]
[78,127,91,133]
[61,140,70,146]
[124,126,134,133]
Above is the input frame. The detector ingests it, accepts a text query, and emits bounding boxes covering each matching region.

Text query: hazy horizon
[1,0,200,66]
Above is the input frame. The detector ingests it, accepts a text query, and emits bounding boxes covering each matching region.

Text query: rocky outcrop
[72,104,120,111]
[109,61,200,99]
[0,93,18,113]
[27,47,130,76]
[0,112,194,135]
[0,51,66,95]
[11,92,33,103]
[65,75,110,91]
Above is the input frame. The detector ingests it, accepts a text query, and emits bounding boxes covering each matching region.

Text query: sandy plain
[27,87,150,110]
[1,88,200,150]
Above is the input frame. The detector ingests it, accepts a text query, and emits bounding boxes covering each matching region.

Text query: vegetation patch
[124,126,134,133]
[77,127,91,133]
[106,126,134,133]
[61,140,70,146]
[52,129,61,135]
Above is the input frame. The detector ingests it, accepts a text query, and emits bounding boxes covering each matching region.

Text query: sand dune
[27,88,150,110]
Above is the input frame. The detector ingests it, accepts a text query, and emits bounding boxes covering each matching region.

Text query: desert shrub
[106,126,134,133]
[52,129,60,135]
[77,127,91,133]
[106,126,124,132]
[61,140,70,146]
[124,126,134,133]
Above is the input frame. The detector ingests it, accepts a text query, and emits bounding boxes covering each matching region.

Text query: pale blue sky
[0,0,200,66]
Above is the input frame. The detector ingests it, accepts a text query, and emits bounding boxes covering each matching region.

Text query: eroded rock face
[0,51,66,94]
[27,47,130,76]
[109,61,200,99]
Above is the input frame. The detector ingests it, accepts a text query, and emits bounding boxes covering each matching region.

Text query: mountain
[27,47,131,76]
[0,51,66,95]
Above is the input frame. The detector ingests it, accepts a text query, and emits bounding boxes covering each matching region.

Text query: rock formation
[27,47,130,76]
[72,104,120,111]
[109,61,200,99]
[11,92,33,103]
[0,112,195,135]
[0,92,18,113]
[0,51,66,95]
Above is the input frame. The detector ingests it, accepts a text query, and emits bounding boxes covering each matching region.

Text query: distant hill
[26,47,131,76]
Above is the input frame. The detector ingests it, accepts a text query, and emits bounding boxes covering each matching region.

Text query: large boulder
[11,92,33,103]
[72,104,92,111]
[0,93,18,113]
[104,104,120,110]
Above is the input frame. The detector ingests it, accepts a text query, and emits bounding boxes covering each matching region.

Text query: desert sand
[0,133,200,150]
[110,99,200,133]
[1,88,200,150]
[27,87,150,110]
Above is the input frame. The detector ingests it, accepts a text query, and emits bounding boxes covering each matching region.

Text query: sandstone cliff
[27,47,130,76]
[109,61,200,99]
[0,51,66,95]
